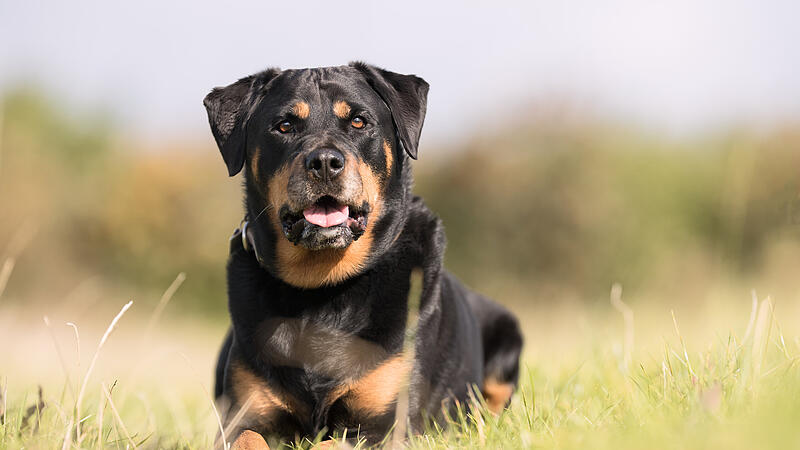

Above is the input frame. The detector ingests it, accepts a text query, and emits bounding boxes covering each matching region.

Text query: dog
[204,62,523,448]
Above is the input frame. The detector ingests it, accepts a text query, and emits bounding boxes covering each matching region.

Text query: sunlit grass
[2,286,799,449]
[405,295,800,450]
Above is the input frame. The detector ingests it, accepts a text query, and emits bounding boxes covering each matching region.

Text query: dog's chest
[230,264,416,436]
[254,267,411,376]
[255,315,394,381]
[250,314,411,434]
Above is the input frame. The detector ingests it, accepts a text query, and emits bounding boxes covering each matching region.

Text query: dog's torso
[218,198,487,442]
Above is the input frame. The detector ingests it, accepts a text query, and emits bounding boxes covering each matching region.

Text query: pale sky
[1,0,798,146]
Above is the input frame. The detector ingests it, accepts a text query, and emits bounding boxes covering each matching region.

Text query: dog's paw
[231,430,270,450]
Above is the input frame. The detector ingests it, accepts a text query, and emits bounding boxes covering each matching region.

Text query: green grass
[407,304,800,450]
[2,292,799,449]
[4,76,800,450]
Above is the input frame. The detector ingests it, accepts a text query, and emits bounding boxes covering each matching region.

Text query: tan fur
[269,160,383,288]
[229,363,304,424]
[231,429,270,450]
[292,102,310,119]
[382,140,393,178]
[345,354,411,415]
[250,147,261,183]
[266,165,291,212]
[332,101,351,119]
[327,354,412,417]
[482,377,513,414]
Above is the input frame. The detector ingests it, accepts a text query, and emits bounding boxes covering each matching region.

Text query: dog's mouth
[280,196,370,249]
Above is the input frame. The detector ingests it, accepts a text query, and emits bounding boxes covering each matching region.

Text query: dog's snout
[305,148,345,181]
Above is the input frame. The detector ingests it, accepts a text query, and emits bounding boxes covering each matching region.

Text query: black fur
[204,63,523,445]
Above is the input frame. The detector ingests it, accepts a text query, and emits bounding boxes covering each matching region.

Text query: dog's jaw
[279,198,370,251]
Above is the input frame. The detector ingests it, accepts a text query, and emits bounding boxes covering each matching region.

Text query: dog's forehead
[267,66,376,106]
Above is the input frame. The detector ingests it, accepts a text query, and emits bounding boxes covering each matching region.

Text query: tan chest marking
[229,363,306,424]
[327,354,412,417]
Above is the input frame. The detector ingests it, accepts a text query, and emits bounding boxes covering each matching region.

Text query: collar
[231,219,262,263]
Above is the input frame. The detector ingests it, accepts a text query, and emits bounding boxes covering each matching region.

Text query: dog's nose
[305,148,345,181]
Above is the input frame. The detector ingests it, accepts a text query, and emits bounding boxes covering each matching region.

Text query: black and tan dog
[204,63,523,448]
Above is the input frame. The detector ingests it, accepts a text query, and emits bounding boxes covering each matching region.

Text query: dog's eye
[351,116,366,129]
[278,120,294,133]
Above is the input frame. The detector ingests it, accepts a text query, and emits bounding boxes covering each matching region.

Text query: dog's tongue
[303,203,349,228]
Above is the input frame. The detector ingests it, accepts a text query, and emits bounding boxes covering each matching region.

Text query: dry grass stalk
[101,382,137,449]
[390,268,423,449]
[751,297,773,380]
[178,352,228,450]
[215,393,255,449]
[61,418,74,450]
[0,220,39,301]
[0,257,15,300]
[671,310,696,378]
[43,316,75,398]
[74,300,133,442]
[96,384,105,449]
[610,283,634,372]
[742,290,760,343]
[66,322,81,367]
[144,272,186,338]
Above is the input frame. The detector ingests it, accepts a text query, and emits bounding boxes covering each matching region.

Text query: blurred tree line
[1,88,798,318]
[418,121,800,303]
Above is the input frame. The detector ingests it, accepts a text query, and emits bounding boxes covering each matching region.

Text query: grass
[2,280,799,450]
[2,88,799,448]
[408,300,800,450]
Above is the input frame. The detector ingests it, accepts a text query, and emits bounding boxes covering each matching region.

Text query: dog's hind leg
[464,291,523,414]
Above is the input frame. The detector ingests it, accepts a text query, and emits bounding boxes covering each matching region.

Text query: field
[3,287,800,449]
[1,88,799,448]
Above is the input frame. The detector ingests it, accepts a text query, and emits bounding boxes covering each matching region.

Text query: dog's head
[204,63,428,288]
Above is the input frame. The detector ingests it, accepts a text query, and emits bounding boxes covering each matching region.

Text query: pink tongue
[303,203,349,228]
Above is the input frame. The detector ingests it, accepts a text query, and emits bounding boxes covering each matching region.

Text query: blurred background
[1,0,799,421]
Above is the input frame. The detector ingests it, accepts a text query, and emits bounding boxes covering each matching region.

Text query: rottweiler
[204,62,523,448]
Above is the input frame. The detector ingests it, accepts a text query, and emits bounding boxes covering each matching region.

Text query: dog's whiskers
[250,204,273,224]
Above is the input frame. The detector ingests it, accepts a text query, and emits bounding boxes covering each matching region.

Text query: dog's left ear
[350,62,429,160]
[203,69,280,176]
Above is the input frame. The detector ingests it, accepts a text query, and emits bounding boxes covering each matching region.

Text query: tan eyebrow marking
[333,101,351,119]
[292,102,310,119]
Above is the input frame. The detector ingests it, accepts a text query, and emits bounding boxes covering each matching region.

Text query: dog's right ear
[203,69,280,176]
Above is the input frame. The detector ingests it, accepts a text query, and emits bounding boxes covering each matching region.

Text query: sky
[1,0,798,146]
